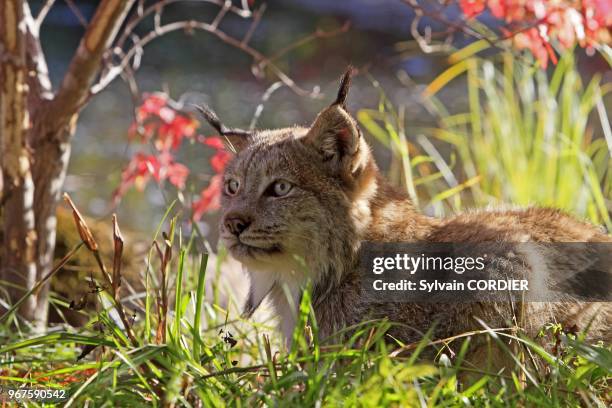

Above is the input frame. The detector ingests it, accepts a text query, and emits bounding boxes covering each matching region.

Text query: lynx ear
[305,105,360,161]
[193,104,252,153]
[304,68,363,173]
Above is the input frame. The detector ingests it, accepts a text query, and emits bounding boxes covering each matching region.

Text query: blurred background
[30,0,611,241]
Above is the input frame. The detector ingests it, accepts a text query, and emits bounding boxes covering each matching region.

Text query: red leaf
[459,0,611,67]
[210,149,231,173]
[130,93,199,151]
[486,0,507,19]
[192,174,223,220]
[138,93,168,121]
[167,162,190,189]
[200,136,226,150]
[459,0,486,18]
[113,152,190,203]
[155,114,198,151]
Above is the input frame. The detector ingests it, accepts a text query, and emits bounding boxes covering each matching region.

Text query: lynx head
[200,68,380,315]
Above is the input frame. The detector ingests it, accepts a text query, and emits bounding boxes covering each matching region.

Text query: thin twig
[64,0,88,28]
[92,19,325,97]
[92,0,349,99]
[241,3,267,46]
[115,0,252,50]
[249,81,283,130]
[35,0,56,29]
[210,0,231,29]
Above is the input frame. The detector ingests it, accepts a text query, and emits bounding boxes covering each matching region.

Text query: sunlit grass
[1,209,611,406]
[359,51,611,228]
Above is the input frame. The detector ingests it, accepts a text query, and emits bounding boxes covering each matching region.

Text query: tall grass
[1,249,610,407]
[359,51,611,228]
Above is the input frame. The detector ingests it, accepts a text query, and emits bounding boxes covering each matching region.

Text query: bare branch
[90,0,350,100]
[241,3,267,46]
[410,14,453,54]
[249,81,283,130]
[64,0,88,29]
[401,0,506,54]
[93,18,332,97]
[24,3,53,103]
[210,0,231,30]
[240,0,251,13]
[35,0,56,30]
[115,0,252,50]
[44,0,136,140]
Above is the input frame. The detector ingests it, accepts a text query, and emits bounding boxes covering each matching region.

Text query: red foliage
[192,174,223,220]
[460,0,486,17]
[191,135,232,218]
[129,93,199,150]
[113,152,189,202]
[210,148,232,173]
[116,94,231,221]
[458,0,612,68]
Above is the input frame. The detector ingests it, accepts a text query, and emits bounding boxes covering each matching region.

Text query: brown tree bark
[1,0,135,330]
[0,0,39,324]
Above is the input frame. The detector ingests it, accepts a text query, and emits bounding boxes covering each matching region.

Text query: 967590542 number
[0,387,67,401]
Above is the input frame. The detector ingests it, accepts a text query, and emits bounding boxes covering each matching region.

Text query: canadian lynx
[200,68,611,356]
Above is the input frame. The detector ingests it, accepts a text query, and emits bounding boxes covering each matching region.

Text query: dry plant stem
[63,193,138,346]
[92,244,138,346]
[112,214,124,294]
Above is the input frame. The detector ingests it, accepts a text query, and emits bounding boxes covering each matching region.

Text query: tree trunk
[29,129,73,328]
[0,0,39,325]
[1,0,135,330]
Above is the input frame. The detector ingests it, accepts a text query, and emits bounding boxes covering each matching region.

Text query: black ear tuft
[332,66,355,108]
[193,104,252,152]
[193,104,252,138]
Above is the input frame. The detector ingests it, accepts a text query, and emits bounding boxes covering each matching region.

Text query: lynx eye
[271,180,293,197]
[225,178,240,196]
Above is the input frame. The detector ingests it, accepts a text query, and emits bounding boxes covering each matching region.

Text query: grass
[0,236,610,406]
[1,238,611,407]
[1,50,611,406]
[358,51,611,228]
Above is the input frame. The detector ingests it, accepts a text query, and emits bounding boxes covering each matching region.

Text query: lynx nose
[224,216,251,236]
